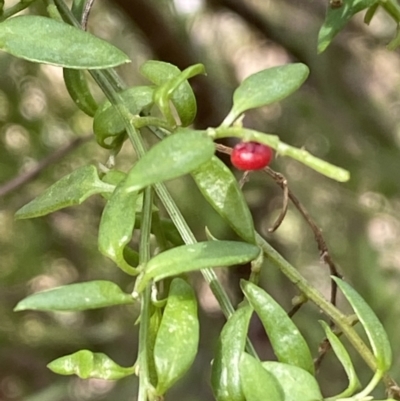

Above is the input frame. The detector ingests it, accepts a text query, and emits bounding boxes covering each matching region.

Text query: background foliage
[1,0,400,400]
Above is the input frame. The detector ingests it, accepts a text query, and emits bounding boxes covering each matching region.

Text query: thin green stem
[137,188,154,401]
[0,0,37,22]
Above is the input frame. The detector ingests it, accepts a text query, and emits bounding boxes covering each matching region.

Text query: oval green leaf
[63,69,98,116]
[211,305,253,401]
[239,353,284,401]
[136,241,260,293]
[154,278,199,395]
[47,350,135,380]
[332,277,392,372]
[318,0,377,53]
[0,16,130,68]
[15,165,113,219]
[14,280,133,312]
[192,156,255,244]
[241,280,314,375]
[140,60,197,126]
[125,130,215,193]
[98,178,139,276]
[93,86,154,148]
[261,362,323,401]
[319,321,360,398]
[224,64,309,125]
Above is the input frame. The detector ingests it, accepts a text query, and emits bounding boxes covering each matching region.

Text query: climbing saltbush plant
[1,0,399,400]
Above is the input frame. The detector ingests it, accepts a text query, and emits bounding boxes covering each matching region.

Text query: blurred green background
[1,0,400,400]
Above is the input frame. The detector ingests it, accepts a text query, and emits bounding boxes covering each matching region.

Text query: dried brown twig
[0,135,91,198]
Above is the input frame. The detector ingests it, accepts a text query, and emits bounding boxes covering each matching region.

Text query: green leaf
[125,130,215,193]
[261,362,323,401]
[98,178,139,276]
[223,64,309,125]
[140,60,197,126]
[63,69,98,116]
[15,165,113,219]
[211,305,253,401]
[239,353,284,401]
[14,280,133,312]
[154,278,199,395]
[241,280,314,375]
[192,156,256,244]
[47,350,135,380]
[318,0,377,53]
[319,321,360,398]
[0,16,130,68]
[154,64,204,126]
[147,308,162,386]
[93,86,154,148]
[136,241,260,292]
[332,277,392,372]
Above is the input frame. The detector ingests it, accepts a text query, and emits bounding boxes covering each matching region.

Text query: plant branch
[0,135,91,198]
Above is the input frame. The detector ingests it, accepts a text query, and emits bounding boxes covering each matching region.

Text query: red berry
[231,141,273,171]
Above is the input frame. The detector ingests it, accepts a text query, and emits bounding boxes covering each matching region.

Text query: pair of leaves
[36,279,198,385]
[240,355,322,401]
[211,283,321,401]
[211,305,253,401]
[241,280,315,374]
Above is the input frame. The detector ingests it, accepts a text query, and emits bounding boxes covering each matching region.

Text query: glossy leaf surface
[211,305,252,401]
[63,69,98,116]
[319,321,360,397]
[0,16,130,68]
[241,280,314,374]
[333,277,392,372]
[93,86,153,148]
[125,131,215,192]
[98,178,139,275]
[261,362,323,401]
[192,156,255,244]
[48,350,135,379]
[136,241,259,292]
[140,60,197,126]
[15,165,113,219]
[225,64,309,125]
[14,280,133,311]
[318,0,377,53]
[154,279,199,394]
[239,353,284,401]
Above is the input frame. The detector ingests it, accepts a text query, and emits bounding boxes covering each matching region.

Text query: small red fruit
[231,141,273,170]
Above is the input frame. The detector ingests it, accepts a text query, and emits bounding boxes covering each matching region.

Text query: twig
[267,175,289,233]
[0,135,92,198]
[81,0,95,30]
[263,167,342,304]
